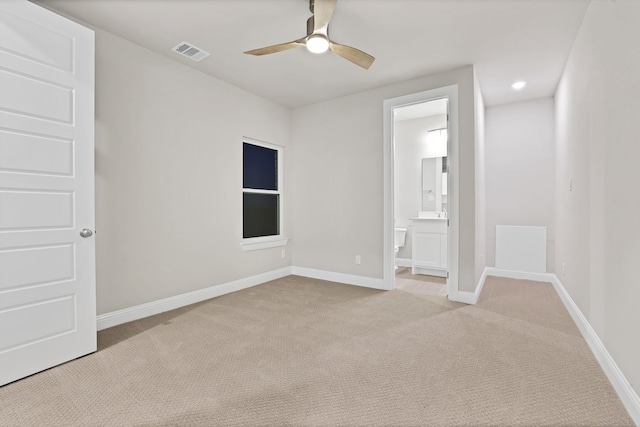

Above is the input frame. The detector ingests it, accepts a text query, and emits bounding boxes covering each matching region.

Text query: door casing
[383,85,460,299]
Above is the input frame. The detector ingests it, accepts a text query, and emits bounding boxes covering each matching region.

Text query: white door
[0,0,95,386]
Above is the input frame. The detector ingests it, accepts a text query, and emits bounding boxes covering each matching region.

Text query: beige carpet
[394,267,448,297]
[0,275,634,426]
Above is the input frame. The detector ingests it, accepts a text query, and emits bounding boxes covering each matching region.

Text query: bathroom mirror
[421,127,448,213]
[422,157,447,212]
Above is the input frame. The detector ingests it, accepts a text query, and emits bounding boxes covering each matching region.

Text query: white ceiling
[37,0,590,109]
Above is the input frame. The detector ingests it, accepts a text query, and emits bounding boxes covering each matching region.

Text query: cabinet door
[414,233,441,268]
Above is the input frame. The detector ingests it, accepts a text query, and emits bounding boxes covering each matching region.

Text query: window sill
[241,236,289,252]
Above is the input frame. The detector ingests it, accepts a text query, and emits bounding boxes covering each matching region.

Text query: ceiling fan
[244,0,375,70]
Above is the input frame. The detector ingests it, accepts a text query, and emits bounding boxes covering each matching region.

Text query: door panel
[0,295,76,352]
[0,0,95,386]
[0,69,73,123]
[0,129,73,176]
[0,7,73,71]
[0,190,74,230]
[0,244,74,292]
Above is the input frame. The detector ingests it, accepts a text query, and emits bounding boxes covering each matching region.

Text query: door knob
[80,228,93,238]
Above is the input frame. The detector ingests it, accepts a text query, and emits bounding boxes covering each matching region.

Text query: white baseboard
[484,267,556,283]
[96,267,292,331]
[452,267,490,305]
[291,266,389,290]
[481,267,640,424]
[412,266,447,277]
[95,263,639,423]
[453,291,475,304]
[395,258,412,268]
[97,266,388,331]
[549,274,640,425]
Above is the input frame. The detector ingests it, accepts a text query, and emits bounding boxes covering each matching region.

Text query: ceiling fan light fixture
[306,35,329,54]
[244,0,374,69]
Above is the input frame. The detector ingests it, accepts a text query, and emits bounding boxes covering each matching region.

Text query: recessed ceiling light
[511,81,527,90]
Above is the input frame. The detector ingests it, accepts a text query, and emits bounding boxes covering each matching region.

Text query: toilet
[394,227,407,270]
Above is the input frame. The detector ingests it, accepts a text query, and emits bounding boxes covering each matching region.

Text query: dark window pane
[243,143,277,190]
[243,193,279,238]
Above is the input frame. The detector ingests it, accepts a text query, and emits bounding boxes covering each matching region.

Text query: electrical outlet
[281,249,286,258]
[562,263,566,277]
[355,255,361,265]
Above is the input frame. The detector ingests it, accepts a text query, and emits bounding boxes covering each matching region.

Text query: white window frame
[241,137,288,251]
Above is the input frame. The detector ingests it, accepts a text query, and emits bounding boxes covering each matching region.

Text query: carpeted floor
[0,275,634,426]
[394,267,447,297]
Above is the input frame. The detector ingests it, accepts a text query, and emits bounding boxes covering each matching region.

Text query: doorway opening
[383,86,459,300]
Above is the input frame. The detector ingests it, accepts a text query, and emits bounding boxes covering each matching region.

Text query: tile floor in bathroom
[394,267,448,297]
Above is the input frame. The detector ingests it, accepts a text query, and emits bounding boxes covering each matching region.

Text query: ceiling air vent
[171,41,210,62]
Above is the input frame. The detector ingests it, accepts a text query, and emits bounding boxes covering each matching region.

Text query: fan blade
[244,39,305,56]
[313,0,337,33]
[329,42,375,69]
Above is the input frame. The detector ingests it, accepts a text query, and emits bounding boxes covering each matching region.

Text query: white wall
[474,69,486,284]
[94,29,292,314]
[394,114,447,260]
[291,66,478,292]
[555,0,640,397]
[485,98,555,271]
[43,7,481,306]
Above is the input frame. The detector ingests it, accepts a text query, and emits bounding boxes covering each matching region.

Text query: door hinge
[446,272,449,278]
[447,219,449,227]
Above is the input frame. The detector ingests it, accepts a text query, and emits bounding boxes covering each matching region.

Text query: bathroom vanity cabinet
[410,217,447,277]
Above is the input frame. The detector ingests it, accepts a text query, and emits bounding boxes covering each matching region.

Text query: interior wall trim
[484,267,553,283]
[549,274,640,425]
[454,266,490,304]
[454,291,476,305]
[96,267,292,331]
[95,264,639,422]
[96,266,387,331]
[395,258,412,268]
[383,84,460,299]
[483,267,640,424]
[291,266,389,290]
